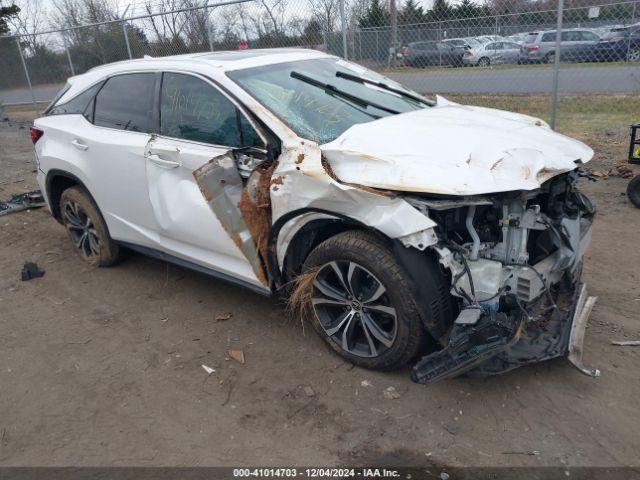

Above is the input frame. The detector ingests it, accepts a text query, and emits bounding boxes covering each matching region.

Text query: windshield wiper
[335,71,435,106]
[290,71,400,115]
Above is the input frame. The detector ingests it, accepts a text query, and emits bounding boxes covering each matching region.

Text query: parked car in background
[463,40,521,66]
[442,37,481,51]
[591,23,640,62]
[475,35,506,44]
[505,33,526,44]
[403,41,464,67]
[519,28,601,63]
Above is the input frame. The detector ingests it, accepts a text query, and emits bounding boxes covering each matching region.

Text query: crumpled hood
[320,98,593,196]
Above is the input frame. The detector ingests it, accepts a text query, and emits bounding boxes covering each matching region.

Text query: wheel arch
[269,209,377,288]
[45,169,97,224]
[269,209,457,342]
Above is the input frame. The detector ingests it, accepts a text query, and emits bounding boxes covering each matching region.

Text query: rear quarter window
[47,82,104,119]
[93,73,156,133]
[524,33,539,44]
[541,32,556,42]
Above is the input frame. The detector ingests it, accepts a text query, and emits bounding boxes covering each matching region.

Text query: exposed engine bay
[406,170,599,383]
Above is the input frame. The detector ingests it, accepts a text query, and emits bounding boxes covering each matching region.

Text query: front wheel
[300,231,431,370]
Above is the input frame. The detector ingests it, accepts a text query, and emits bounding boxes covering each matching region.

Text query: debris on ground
[611,340,640,346]
[0,190,45,216]
[228,350,245,365]
[586,165,635,180]
[502,450,540,456]
[286,266,320,331]
[20,262,45,281]
[383,386,401,400]
[215,312,233,322]
[360,380,373,388]
[615,164,635,179]
[303,386,315,397]
[201,364,215,375]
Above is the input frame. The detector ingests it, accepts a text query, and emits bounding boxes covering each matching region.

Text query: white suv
[33,49,598,382]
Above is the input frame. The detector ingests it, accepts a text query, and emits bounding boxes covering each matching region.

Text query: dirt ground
[0,114,639,469]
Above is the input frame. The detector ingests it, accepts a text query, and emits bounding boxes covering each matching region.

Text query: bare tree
[309,0,339,33]
[7,0,45,51]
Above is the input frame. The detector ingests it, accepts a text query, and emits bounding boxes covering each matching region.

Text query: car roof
[58,48,330,102]
[86,48,329,74]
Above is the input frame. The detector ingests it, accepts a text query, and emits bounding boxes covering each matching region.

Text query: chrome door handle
[147,154,181,168]
[71,139,88,151]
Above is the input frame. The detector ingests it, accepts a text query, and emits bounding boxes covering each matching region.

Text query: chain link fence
[1,0,638,134]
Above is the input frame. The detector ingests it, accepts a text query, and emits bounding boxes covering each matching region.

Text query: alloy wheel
[628,48,640,62]
[311,260,398,358]
[63,201,101,259]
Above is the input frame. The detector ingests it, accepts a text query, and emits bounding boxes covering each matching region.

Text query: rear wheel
[478,57,490,67]
[544,51,555,63]
[301,231,430,370]
[627,47,640,62]
[60,186,121,266]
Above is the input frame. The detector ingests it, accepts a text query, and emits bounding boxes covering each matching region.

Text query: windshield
[227,58,429,144]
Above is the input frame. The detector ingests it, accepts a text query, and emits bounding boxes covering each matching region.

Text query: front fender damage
[193,139,440,291]
[409,175,600,384]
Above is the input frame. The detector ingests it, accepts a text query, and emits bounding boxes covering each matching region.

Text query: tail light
[403,48,411,57]
[464,50,472,56]
[527,45,540,51]
[30,127,44,144]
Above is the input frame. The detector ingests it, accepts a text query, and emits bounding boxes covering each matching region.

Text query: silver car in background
[519,28,601,63]
[463,40,521,66]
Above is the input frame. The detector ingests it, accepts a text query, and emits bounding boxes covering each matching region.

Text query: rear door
[502,42,521,63]
[145,71,268,286]
[79,72,161,248]
[486,42,503,63]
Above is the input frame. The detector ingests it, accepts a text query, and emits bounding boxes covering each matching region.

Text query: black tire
[59,186,121,267]
[544,51,555,64]
[478,57,490,67]
[301,230,434,371]
[627,47,640,62]
[627,175,640,208]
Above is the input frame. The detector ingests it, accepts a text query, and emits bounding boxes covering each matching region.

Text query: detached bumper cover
[411,281,599,384]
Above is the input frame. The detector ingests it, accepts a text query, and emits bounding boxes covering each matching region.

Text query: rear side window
[48,82,103,119]
[562,31,581,41]
[160,72,261,147]
[44,83,71,114]
[541,32,555,42]
[524,33,539,44]
[93,73,155,133]
[580,31,600,41]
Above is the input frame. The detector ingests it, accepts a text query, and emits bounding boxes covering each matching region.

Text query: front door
[145,71,267,287]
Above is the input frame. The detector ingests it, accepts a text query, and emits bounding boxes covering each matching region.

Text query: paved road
[0,84,62,106]
[389,65,640,94]
[1,65,639,105]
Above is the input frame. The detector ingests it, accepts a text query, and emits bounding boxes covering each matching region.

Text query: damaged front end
[408,169,599,383]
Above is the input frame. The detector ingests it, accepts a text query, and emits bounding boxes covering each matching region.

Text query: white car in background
[31,49,599,383]
[463,40,522,66]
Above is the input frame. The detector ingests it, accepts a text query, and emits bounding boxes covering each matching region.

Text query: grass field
[446,93,638,137]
